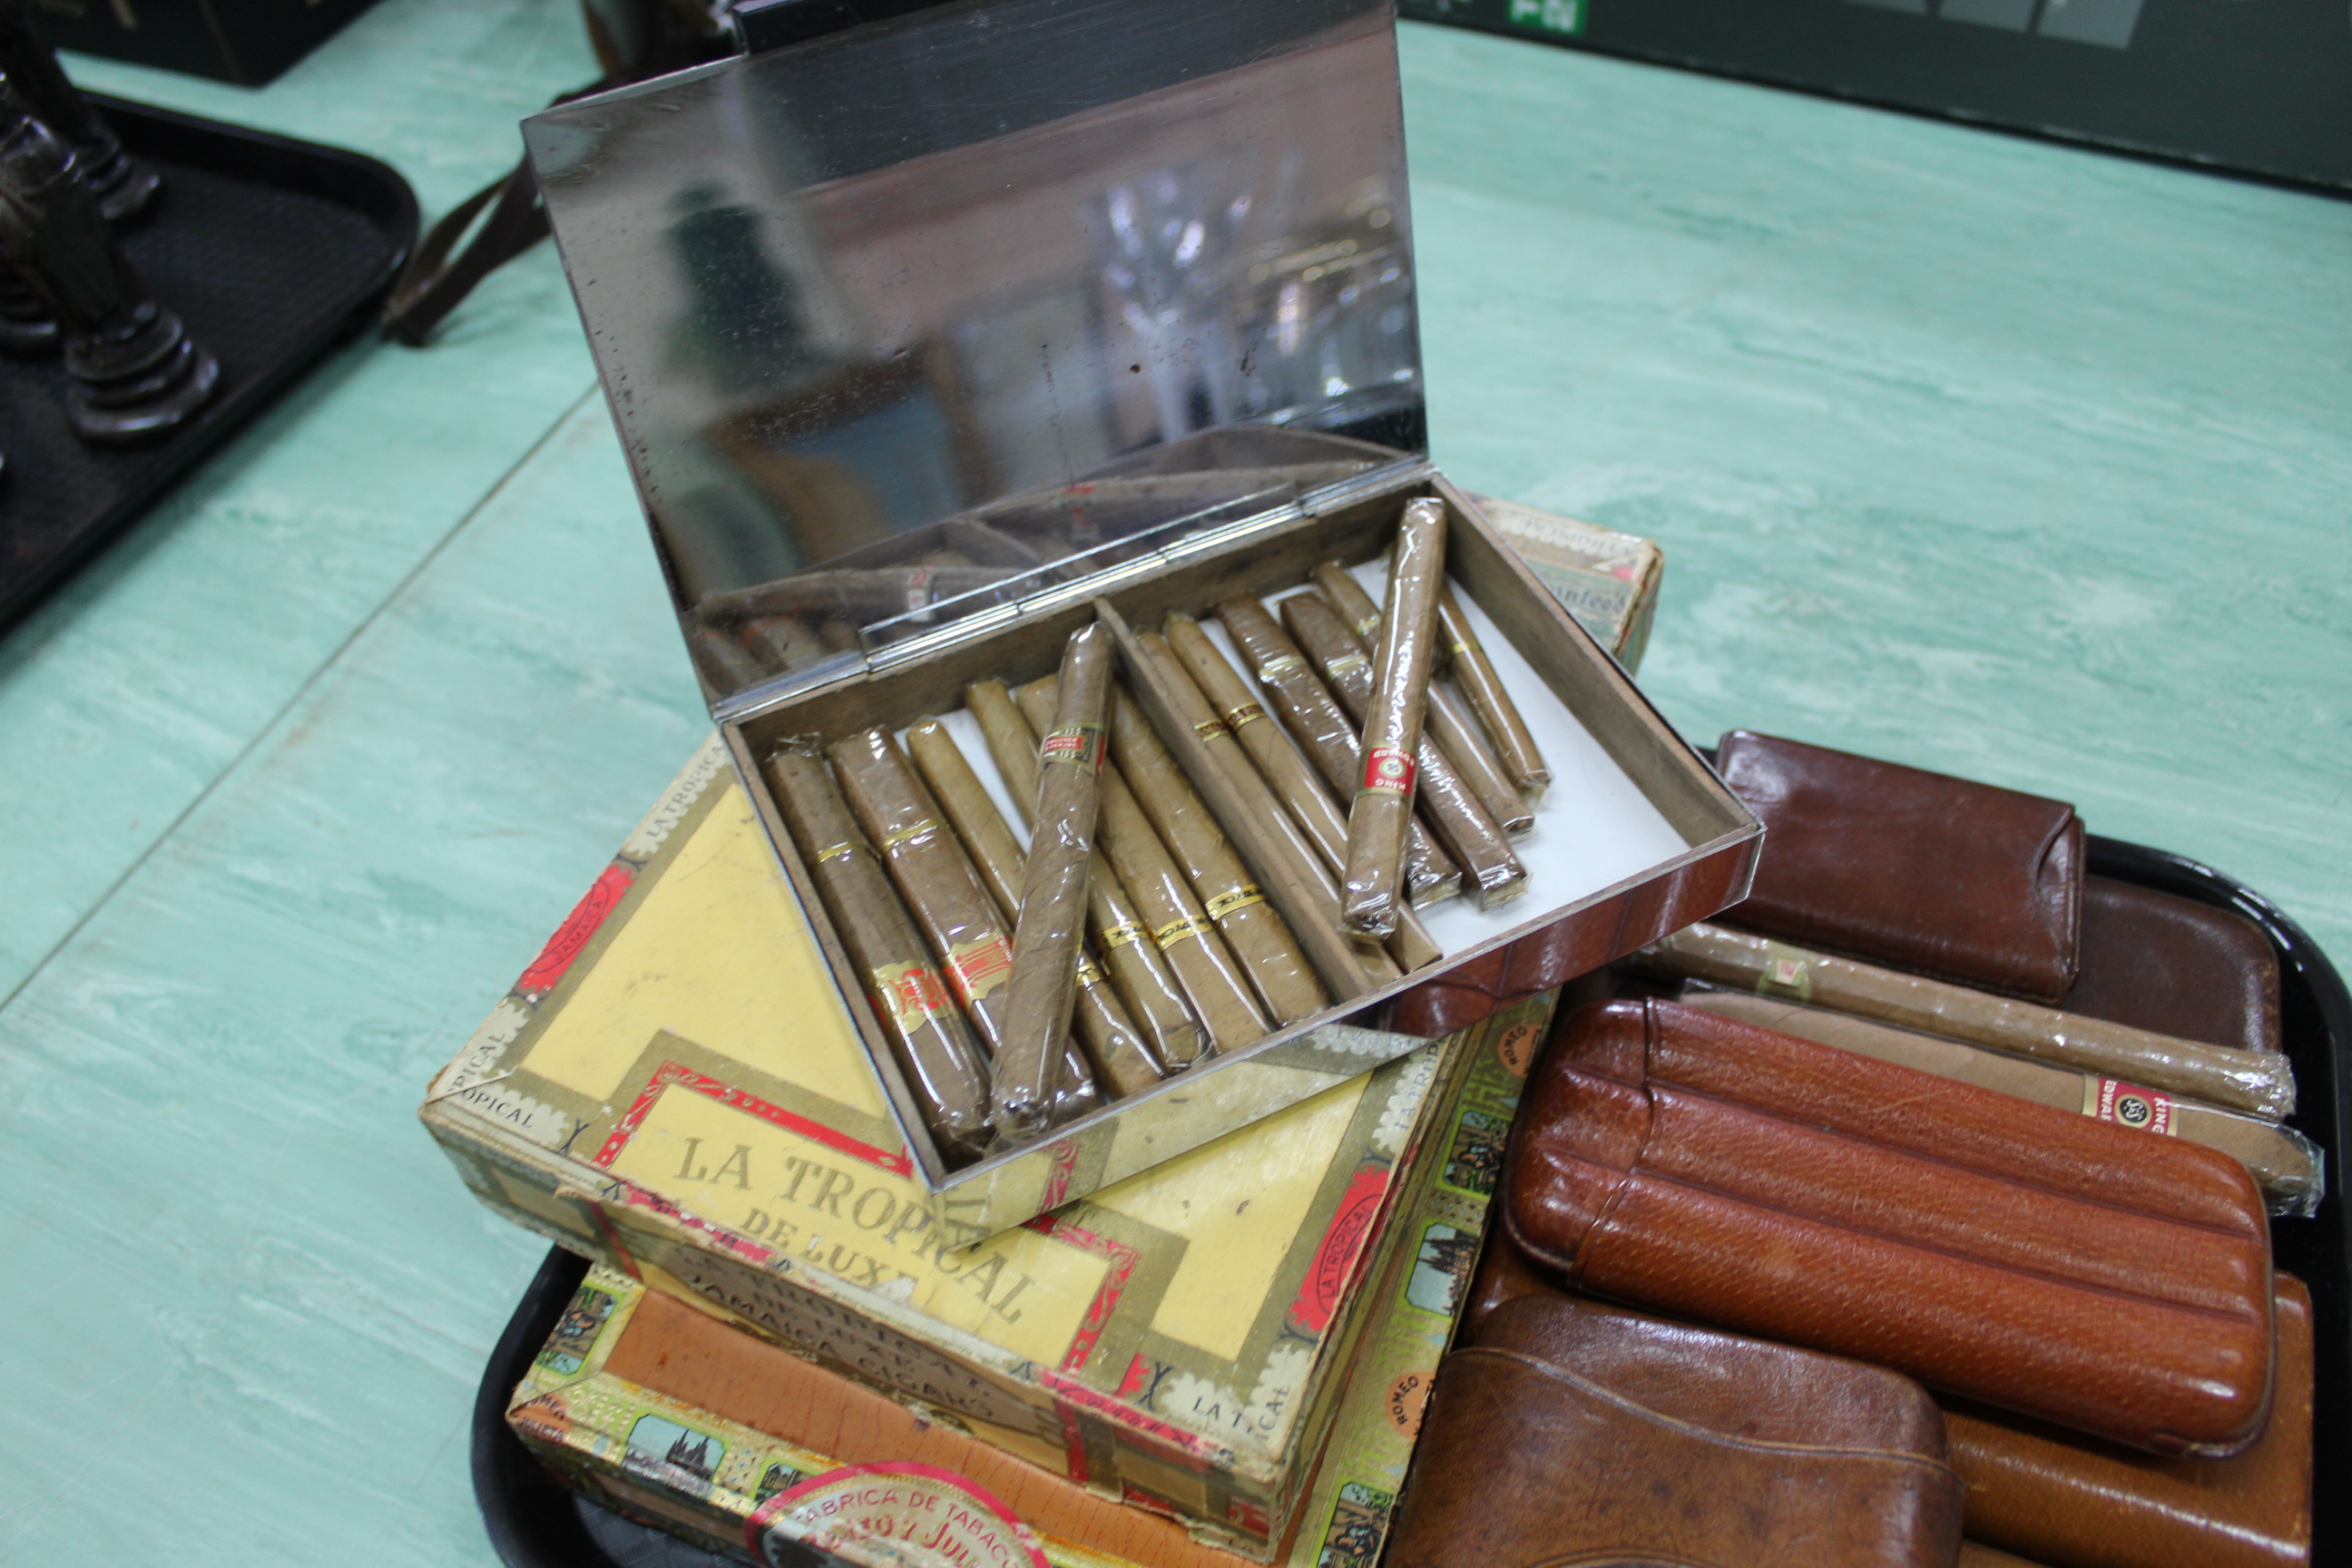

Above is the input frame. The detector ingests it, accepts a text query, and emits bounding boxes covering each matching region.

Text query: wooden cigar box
[516,0,1759,1239]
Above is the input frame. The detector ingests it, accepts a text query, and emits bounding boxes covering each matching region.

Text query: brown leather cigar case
[1942,1274,2314,1568]
[1506,998,2274,1456]
[2063,876,2283,1054]
[1715,730,2084,1003]
[1389,1293,1965,1568]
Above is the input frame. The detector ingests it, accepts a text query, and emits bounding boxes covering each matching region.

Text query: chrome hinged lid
[523,0,1425,716]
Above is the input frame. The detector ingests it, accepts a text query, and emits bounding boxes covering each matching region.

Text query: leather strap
[379,152,554,346]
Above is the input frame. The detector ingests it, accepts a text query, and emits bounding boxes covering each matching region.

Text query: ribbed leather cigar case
[1504,998,2275,1457]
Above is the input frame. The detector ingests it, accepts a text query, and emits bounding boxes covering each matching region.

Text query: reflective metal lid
[524,0,1424,709]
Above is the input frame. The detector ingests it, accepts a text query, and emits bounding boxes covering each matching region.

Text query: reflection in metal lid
[525,0,1423,705]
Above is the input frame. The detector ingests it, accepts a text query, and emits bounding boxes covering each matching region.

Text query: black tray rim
[0,95,419,633]
[467,835,2352,1568]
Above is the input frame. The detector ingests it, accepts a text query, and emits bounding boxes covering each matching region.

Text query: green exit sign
[1506,0,1585,34]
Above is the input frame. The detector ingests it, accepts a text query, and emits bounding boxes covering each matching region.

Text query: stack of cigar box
[419,8,1769,1562]
[1377,730,2338,1568]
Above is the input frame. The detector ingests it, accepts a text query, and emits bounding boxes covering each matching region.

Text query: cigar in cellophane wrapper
[1162,614,1443,972]
[1309,560,1533,837]
[1438,581,1548,803]
[1637,922,2297,1121]
[687,620,766,692]
[1213,595,1462,907]
[1132,630,1400,989]
[1337,501,1449,936]
[992,623,1118,1137]
[1011,680,1272,1052]
[965,681,1210,1072]
[1282,587,1527,914]
[904,719,1168,1104]
[1047,674,1329,1026]
[828,728,1102,1121]
[760,745,993,1162]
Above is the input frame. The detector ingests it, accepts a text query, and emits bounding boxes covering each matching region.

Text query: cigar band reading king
[1039,723,1107,772]
[943,934,1016,1007]
[2087,1078,2176,1134]
[1359,746,1417,797]
[1097,920,1149,951]
[867,959,957,1028]
[1152,914,1216,951]
[1203,885,1268,921]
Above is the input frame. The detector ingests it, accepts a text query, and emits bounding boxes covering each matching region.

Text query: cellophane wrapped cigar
[994,624,1118,1137]
[904,719,1166,1102]
[1059,675,1331,1026]
[1310,560,1534,837]
[1283,590,1527,913]
[1164,613,1443,973]
[1214,595,1463,906]
[965,681,1212,1070]
[1641,923,2297,1120]
[1338,503,1449,936]
[1011,680,1273,1051]
[1132,630,1399,989]
[828,728,1104,1124]
[761,745,993,1161]
[688,620,766,692]
[1437,581,1548,802]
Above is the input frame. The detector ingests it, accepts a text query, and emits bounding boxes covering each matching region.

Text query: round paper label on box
[746,1462,1049,1568]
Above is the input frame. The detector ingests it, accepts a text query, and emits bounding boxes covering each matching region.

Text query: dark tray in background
[470,837,2352,1567]
[0,95,416,634]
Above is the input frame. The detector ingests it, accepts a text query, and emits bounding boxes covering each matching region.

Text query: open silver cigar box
[523,0,1761,1240]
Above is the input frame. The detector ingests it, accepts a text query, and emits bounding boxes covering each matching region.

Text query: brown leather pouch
[1389,1293,1965,1568]
[1716,731,2083,1002]
[2063,876,2283,1054]
[1506,998,2274,1456]
[1943,1274,2314,1568]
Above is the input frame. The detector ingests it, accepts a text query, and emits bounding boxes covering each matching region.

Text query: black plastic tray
[472,838,2352,1567]
[0,95,416,632]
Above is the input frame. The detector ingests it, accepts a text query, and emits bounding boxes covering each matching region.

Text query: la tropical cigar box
[518,0,1757,1237]
[423,740,1554,1553]
[502,1005,1528,1567]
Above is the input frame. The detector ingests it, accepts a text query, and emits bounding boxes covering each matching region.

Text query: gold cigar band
[944,934,1016,1007]
[813,838,871,864]
[1327,652,1369,677]
[1225,701,1267,729]
[1074,955,1106,988]
[1097,920,1148,951]
[1354,613,1381,640]
[1204,885,1267,922]
[881,818,946,852]
[1450,641,1475,660]
[1255,653,1307,680]
[1152,914,1215,951]
[1193,717,1232,741]
[867,959,955,1027]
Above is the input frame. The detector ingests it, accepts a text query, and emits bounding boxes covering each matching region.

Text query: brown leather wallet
[1715,731,2083,1003]
[2063,876,2283,1054]
[1505,998,2274,1456]
[1389,1293,1965,1568]
[1943,1274,2314,1568]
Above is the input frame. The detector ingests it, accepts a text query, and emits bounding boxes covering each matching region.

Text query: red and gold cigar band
[943,933,1016,1007]
[866,959,956,1029]
[1038,723,1107,772]
[1359,746,1416,796]
[1203,885,1268,922]
[1193,717,1232,741]
[1223,701,1268,729]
